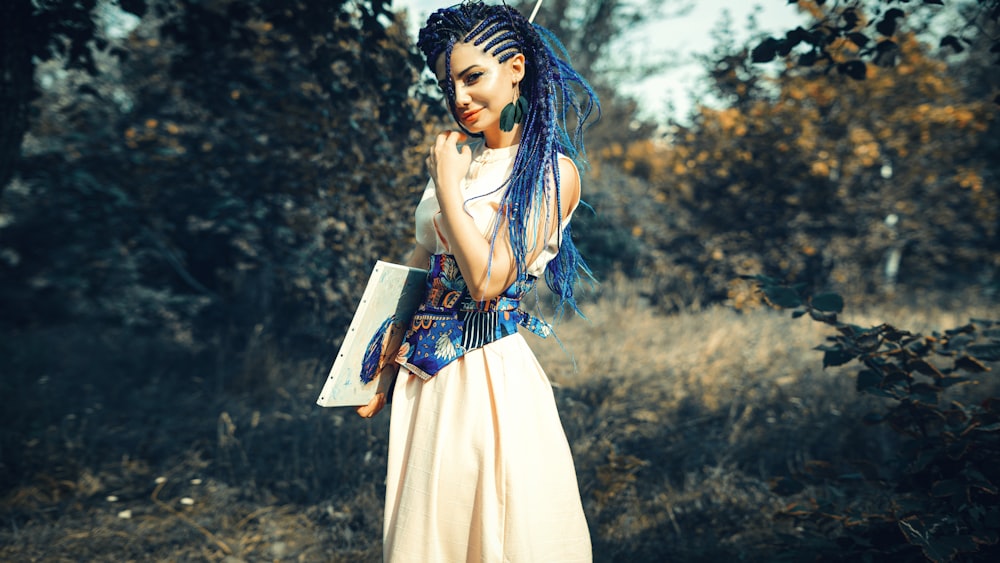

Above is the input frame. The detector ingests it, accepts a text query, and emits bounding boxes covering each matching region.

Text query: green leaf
[910,382,942,404]
[945,323,976,336]
[856,332,881,352]
[946,440,970,460]
[752,38,780,63]
[824,347,856,368]
[908,359,944,378]
[927,536,978,560]
[857,369,882,392]
[973,422,1000,433]
[839,60,867,80]
[119,0,148,17]
[954,355,989,373]
[973,530,999,547]
[894,494,927,516]
[940,35,964,53]
[967,343,1000,361]
[938,377,968,388]
[810,292,844,313]
[876,9,905,37]
[808,308,837,323]
[798,50,818,66]
[843,8,860,30]
[962,466,998,494]
[764,286,802,308]
[898,516,979,563]
[847,32,869,47]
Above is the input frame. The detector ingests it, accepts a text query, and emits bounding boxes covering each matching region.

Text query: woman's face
[434,41,525,135]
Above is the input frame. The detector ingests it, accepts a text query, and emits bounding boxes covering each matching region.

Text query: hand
[356,392,386,418]
[426,130,472,204]
[355,359,400,419]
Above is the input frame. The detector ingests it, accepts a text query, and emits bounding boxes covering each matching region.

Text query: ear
[508,52,526,84]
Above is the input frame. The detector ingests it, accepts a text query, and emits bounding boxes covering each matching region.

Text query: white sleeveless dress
[383,142,592,562]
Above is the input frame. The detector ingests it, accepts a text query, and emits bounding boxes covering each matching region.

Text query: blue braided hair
[417,1,600,316]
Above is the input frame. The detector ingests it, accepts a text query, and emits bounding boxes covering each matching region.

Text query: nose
[454,83,472,107]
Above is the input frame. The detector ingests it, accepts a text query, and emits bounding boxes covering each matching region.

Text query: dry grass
[2,286,998,562]
[531,281,1000,560]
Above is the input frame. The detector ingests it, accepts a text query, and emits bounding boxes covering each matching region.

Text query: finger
[356,397,376,418]
[442,130,467,147]
[445,130,470,154]
[357,393,386,418]
[435,132,450,150]
[438,132,455,151]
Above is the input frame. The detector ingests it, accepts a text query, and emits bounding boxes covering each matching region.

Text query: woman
[357,2,599,560]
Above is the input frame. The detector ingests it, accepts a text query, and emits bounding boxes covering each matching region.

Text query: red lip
[461,109,481,122]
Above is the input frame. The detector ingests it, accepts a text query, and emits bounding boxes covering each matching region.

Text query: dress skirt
[384,333,592,562]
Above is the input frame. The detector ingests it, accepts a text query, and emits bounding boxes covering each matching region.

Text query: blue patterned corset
[395,254,551,380]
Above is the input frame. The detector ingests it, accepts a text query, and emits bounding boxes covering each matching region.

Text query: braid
[417,1,600,317]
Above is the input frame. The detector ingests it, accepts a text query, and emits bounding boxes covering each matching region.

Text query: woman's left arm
[429,131,580,301]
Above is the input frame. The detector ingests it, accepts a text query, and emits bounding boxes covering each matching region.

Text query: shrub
[750,275,1000,562]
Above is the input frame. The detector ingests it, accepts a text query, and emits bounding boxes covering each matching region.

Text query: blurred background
[1,1,998,561]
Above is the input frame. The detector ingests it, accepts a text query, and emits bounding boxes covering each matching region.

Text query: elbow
[464,276,513,303]
[465,281,499,303]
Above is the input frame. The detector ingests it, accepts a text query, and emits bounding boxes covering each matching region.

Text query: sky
[393,0,808,122]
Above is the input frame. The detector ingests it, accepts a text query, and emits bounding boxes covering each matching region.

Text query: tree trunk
[0,1,34,194]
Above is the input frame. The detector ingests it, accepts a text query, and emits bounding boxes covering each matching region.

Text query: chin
[459,121,487,134]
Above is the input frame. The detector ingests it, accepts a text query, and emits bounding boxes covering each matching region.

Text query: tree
[753,0,1000,104]
[0,0,149,193]
[600,23,997,308]
[0,0,433,355]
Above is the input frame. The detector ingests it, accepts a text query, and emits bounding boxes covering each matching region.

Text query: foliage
[0,0,148,191]
[0,0,436,358]
[596,20,998,310]
[754,0,1000,103]
[751,274,1000,562]
[8,287,993,561]
[0,0,684,358]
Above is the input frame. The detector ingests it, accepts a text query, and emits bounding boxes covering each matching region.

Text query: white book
[316,261,428,407]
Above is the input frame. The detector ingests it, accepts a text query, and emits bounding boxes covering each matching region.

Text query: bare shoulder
[556,155,581,213]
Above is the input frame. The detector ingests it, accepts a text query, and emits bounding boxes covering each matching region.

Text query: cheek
[481,76,509,104]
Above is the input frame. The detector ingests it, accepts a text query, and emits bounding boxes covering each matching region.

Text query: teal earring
[499,94,528,132]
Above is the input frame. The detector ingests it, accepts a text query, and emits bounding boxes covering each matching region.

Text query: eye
[464,71,483,85]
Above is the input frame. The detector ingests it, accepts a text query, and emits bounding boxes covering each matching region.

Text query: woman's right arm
[405,244,431,269]
[356,243,430,418]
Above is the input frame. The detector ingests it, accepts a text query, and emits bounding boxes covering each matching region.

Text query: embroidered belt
[394,254,551,380]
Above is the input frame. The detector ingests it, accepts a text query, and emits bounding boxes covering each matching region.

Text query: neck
[483,123,522,149]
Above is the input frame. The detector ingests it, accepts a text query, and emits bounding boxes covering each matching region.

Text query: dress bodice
[414,141,576,277]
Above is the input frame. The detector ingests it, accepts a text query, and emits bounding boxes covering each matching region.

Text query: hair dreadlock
[417,0,600,316]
